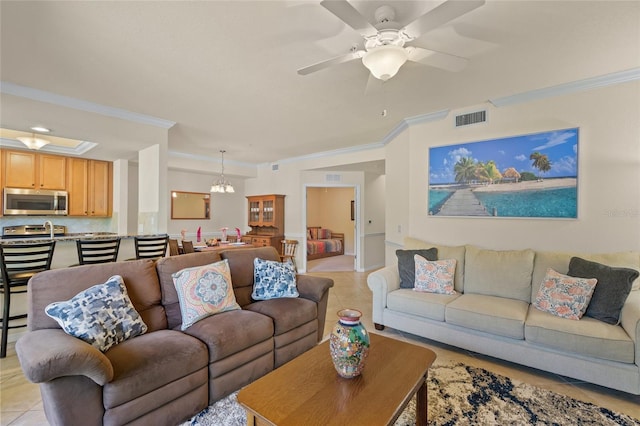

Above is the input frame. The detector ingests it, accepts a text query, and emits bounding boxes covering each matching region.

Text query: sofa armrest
[620,291,640,366]
[16,329,114,385]
[296,274,334,341]
[296,274,334,303]
[367,266,400,325]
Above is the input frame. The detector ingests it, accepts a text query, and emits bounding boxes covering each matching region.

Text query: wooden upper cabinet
[66,158,112,217]
[4,150,66,190]
[247,194,285,229]
[88,160,112,217]
[67,158,89,216]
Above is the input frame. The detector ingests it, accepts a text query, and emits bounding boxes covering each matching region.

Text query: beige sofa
[368,237,640,395]
[16,246,333,425]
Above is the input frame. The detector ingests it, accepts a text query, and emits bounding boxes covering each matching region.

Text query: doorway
[304,185,357,272]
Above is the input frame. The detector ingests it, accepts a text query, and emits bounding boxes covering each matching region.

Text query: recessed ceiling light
[30,126,51,133]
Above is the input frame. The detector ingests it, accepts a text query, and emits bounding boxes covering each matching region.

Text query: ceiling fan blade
[406,46,468,72]
[320,0,378,38]
[404,0,485,39]
[297,50,364,76]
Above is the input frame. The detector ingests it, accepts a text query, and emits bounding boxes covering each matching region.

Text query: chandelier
[210,150,234,193]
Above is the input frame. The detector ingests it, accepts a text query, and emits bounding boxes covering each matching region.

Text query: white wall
[385,80,640,262]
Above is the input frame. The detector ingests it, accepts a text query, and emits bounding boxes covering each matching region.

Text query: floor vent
[455,110,486,127]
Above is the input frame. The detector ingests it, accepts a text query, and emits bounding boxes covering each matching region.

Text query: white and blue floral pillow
[252,257,299,300]
[45,275,148,352]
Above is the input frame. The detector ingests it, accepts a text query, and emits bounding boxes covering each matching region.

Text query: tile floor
[1,270,639,425]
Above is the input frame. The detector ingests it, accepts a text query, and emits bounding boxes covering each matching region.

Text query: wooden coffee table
[238,333,436,426]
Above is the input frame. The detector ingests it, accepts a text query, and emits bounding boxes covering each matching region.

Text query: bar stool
[0,241,56,358]
[76,238,121,265]
[134,235,169,259]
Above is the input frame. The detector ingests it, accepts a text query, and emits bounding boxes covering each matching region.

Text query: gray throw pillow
[568,257,639,325]
[396,248,438,289]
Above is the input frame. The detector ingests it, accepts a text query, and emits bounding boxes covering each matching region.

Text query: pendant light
[17,133,50,150]
[210,150,235,193]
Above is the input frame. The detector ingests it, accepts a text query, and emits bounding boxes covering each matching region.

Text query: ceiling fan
[298,0,485,81]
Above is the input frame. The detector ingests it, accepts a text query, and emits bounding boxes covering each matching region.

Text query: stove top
[2,224,67,238]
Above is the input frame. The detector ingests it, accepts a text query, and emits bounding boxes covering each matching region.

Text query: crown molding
[489,68,640,107]
[1,81,176,129]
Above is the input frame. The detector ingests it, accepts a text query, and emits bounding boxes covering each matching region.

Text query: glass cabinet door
[249,201,261,223]
[262,200,274,223]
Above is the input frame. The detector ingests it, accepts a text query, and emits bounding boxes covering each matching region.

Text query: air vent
[326,174,342,183]
[455,110,486,127]
[271,164,279,171]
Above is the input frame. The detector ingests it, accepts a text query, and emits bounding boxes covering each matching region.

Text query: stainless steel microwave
[3,188,68,216]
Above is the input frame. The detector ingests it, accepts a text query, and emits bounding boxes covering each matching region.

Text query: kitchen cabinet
[3,150,66,190]
[67,158,112,217]
[245,194,285,254]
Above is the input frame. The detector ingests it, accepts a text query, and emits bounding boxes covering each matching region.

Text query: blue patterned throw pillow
[252,257,299,300]
[45,275,148,352]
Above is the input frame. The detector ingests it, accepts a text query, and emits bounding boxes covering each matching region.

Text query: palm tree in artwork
[529,152,552,180]
[479,161,502,184]
[454,157,477,184]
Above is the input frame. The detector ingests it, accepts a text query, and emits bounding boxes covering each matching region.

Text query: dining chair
[76,238,121,265]
[134,235,170,260]
[0,241,56,358]
[280,239,298,271]
[168,239,180,256]
[182,240,195,254]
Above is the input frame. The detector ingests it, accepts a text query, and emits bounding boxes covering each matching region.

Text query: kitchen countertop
[0,233,167,244]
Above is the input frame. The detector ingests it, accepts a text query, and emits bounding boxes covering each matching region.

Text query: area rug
[181,362,639,425]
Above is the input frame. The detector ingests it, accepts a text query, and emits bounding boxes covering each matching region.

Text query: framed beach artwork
[428,128,578,218]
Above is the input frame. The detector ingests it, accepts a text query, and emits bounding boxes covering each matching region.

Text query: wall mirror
[171,191,210,219]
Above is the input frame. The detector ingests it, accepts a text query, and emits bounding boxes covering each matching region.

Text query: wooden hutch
[241,194,285,254]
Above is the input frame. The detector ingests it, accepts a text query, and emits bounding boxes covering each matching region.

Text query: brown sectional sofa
[16,246,333,426]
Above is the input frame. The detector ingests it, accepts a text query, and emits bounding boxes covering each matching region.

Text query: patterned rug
[181,362,639,426]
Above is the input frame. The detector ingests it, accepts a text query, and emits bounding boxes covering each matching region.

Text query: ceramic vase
[329,308,370,378]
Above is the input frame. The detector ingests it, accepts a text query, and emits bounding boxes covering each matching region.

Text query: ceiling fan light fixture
[17,135,50,150]
[210,150,235,193]
[362,45,408,81]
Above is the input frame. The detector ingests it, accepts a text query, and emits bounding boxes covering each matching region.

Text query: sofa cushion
[245,297,317,336]
[396,248,438,288]
[445,294,529,339]
[464,245,535,302]
[531,251,640,302]
[103,329,208,409]
[252,258,299,300]
[568,257,639,325]
[533,268,597,320]
[172,260,241,330]
[183,309,274,362]
[525,305,634,363]
[45,275,148,352]
[220,247,281,307]
[387,289,460,322]
[404,237,466,292]
[30,259,166,332]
